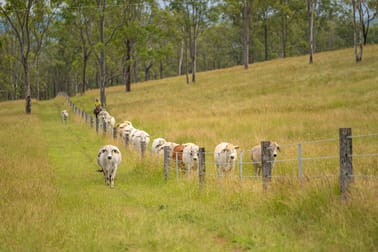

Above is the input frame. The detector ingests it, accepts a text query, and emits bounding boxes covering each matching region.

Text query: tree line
[0,0,377,113]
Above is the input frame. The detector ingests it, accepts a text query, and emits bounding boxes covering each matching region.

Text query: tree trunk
[264,19,268,61]
[124,38,131,92]
[144,61,153,81]
[352,0,363,62]
[99,0,106,106]
[243,0,251,69]
[307,0,315,64]
[23,56,31,114]
[179,39,184,75]
[159,60,163,79]
[192,30,197,83]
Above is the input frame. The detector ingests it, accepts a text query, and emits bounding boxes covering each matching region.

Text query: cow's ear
[98,150,104,157]
[277,146,281,151]
[235,145,240,149]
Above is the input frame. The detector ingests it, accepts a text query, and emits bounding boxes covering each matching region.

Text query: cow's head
[270,142,280,158]
[98,145,121,161]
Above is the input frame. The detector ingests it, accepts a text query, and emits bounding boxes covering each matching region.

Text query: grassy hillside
[1,46,377,251]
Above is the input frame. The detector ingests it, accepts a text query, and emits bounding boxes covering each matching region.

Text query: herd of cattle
[61,109,280,188]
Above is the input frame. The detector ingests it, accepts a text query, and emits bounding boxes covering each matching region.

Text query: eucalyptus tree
[242,0,252,69]
[80,0,124,106]
[307,0,316,64]
[169,0,215,84]
[0,22,20,100]
[59,0,94,95]
[0,0,56,113]
[116,0,145,92]
[352,0,364,62]
[361,0,377,45]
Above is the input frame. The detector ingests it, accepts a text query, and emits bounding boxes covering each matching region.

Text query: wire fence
[58,93,378,197]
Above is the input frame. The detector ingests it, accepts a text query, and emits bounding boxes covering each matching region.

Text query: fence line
[58,94,377,197]
[348,133,378,138]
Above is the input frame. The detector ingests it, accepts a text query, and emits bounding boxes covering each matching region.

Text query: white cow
[250,141,280,176]
[182,143,200,171]
[121,124,135,142]
[61,110,69,124]
[130,129,150,153]
[151,137,167,154]
[117,120,133,137]
[98,110,115,134]
[97,145,122,188]
[214,142,239,174]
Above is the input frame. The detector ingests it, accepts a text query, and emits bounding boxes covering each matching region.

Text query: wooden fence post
[339,128,353,199]
[141,141,146,158]
[239,150,243,183]
[262,141,272,191]
[113,127,117,140]
[90,116,94,128]
[198,147,206,189]
[124,133,129,148]
[298,143,303,180]
[164,146,170,182]
[96,118,99,133]
[102,121,107,134]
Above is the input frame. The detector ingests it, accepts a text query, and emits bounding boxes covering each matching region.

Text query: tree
[361,1,377,45]
[352,0,364,62]
[169,0,211,84]
[243,0,252,69]
[307,0,316,64]
[1,0,55,113]
[1,1,34,113]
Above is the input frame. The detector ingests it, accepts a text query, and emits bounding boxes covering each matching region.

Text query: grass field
[0,46,377,251]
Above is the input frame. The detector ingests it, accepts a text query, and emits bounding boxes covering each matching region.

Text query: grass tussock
[1,46,377,251]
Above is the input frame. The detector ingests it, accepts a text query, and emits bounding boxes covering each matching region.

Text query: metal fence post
[239,150,243,183]
[298,143,302,180]
[262,141,272,191]
[113,127,117,140]
[141,141,146,159]
[102,121,107,134]
[340,128,353,199]
[96,118,99,133]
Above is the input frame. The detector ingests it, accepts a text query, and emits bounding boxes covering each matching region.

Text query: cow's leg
[104,169,110,185]
[110,166,118,188]
[254,165,259,177]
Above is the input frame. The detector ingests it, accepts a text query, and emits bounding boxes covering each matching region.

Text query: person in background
[93,98,102,118]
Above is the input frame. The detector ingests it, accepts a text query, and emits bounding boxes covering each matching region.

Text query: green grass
[1,46,377,251]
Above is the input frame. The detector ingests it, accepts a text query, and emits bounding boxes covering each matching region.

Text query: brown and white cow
[172,144,185,166]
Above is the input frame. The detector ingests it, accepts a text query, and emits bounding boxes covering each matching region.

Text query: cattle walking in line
[130,129,150,153]
[172,144,185,167]
[98,110,116,134]
[182,143,200,172]
[117,120,133,137]
[97,145,122,188]
[214,142,239,175]
[159,141,179,157]
[151,137,167,154]
[61,110,69,124]
[250,141,280,176]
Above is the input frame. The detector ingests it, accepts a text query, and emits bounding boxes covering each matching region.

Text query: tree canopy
[0,0,377,109]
